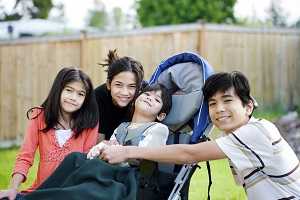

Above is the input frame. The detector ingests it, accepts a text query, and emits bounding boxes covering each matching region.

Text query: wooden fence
[0,23,300,146]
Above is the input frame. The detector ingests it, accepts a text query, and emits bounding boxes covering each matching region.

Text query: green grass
[0,109,284,199]
[0,147,246,199]
[189,160,246,200]
[0,147,39,190]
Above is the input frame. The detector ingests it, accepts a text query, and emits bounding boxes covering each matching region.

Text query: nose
[120,86,130,96]
[69,92,77,100]
[216,102,225,113]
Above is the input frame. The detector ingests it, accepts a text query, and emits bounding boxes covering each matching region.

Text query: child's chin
[117,102,129,107]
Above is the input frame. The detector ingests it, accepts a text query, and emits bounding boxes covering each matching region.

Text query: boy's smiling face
[135,90,165,121]
[208,87,254,134]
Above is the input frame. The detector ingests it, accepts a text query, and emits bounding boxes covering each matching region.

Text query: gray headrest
[156,62,204,128]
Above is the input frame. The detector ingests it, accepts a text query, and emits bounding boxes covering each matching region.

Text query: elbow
[176,148,199,164]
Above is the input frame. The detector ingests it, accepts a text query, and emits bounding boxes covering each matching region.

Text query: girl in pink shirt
[0,67,99,200]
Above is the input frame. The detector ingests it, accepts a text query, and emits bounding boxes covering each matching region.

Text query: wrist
[9,187,18,192]
[126,146,138,160]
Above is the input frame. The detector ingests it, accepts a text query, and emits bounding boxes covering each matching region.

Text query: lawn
[0,147,246,199]
[0,109,284,199]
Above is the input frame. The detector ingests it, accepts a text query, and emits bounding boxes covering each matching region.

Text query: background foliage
[136,0,236,27]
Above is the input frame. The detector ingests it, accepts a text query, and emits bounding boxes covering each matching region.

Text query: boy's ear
[156,113,166,122]
[246,100,254,116]
[106,80,111,90]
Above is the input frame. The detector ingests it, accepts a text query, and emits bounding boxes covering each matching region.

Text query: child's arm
[12,116,39,186]
[86,129,119,159]
[1,113,40,198]
[0,173,24,200]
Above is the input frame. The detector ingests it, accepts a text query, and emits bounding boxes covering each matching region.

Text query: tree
[295,18,300,29]
[112,7,124,30]
[136,0,236,27]
[266,0,287,27]
[87,0,107,29]
[32,0,53,18]
[0,0,53,21]
[88,10,108,29]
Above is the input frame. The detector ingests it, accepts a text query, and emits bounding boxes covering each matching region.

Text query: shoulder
[94,84,112,105]
[147,123,169,133]
[94,84,108,97]
[27,107,44,121]
[238,118,280,140]
[217,118,277,149]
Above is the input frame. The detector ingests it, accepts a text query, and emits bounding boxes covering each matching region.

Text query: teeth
[217,116,228,121]
[119,97,129,101]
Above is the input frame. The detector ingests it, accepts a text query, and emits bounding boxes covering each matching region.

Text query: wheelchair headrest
[156,62,204,129]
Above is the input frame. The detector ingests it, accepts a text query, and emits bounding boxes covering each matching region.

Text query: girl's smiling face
[60,81,86,116]
[208,87,254,134]
[107,71,137,108]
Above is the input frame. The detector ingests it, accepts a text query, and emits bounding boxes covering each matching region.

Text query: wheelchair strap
[115,122,157,146]
[206,161,212,200]
[203,136,212,200]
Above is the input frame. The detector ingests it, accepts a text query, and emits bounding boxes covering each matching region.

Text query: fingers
[0,189,17,200]
[87,146,97,159]
[100,145,124,164]
[0,190,8,198]
[87,143,107,159]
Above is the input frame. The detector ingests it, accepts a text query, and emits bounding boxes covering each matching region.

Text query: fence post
[198,22,207,58]
[79,30,87,69]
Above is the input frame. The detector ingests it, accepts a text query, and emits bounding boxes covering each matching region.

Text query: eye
[129,85,136,89]
[144,92,150,96]
[78,92,86,97]
[65,88,72,92]
[224,99,232,103]
[155,98,161,103]
[208,102,216,107]
[114,82,122,87]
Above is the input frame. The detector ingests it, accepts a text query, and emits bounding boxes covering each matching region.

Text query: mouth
[117,96,130,102]
[216,116,230,121]
[64,101,78,107]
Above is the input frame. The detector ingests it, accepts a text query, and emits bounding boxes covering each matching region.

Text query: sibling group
[0,50,299,200]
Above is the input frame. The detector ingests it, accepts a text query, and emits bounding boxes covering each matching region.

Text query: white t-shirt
[216,117,300,200]
[55,129,72,147]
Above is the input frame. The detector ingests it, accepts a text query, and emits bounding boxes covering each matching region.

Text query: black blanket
[24,152,138,200]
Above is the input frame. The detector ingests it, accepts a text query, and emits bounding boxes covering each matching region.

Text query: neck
[58,112,71,129]
[131,112,155,124]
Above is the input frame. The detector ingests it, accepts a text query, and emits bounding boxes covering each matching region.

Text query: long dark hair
[99,49,144,98]
[27,67,99,138]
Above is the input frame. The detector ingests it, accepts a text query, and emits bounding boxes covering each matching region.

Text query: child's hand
[100,145,129,164]
[0,188,18,200]
[87,142,108,159]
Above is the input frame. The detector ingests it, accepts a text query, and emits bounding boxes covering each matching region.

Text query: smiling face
[60,81,86,117]
[107,71,137,108]
[208,87,254,134]
[135,90,164,121]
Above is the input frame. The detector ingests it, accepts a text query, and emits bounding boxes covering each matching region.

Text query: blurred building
[0,19,80,40]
